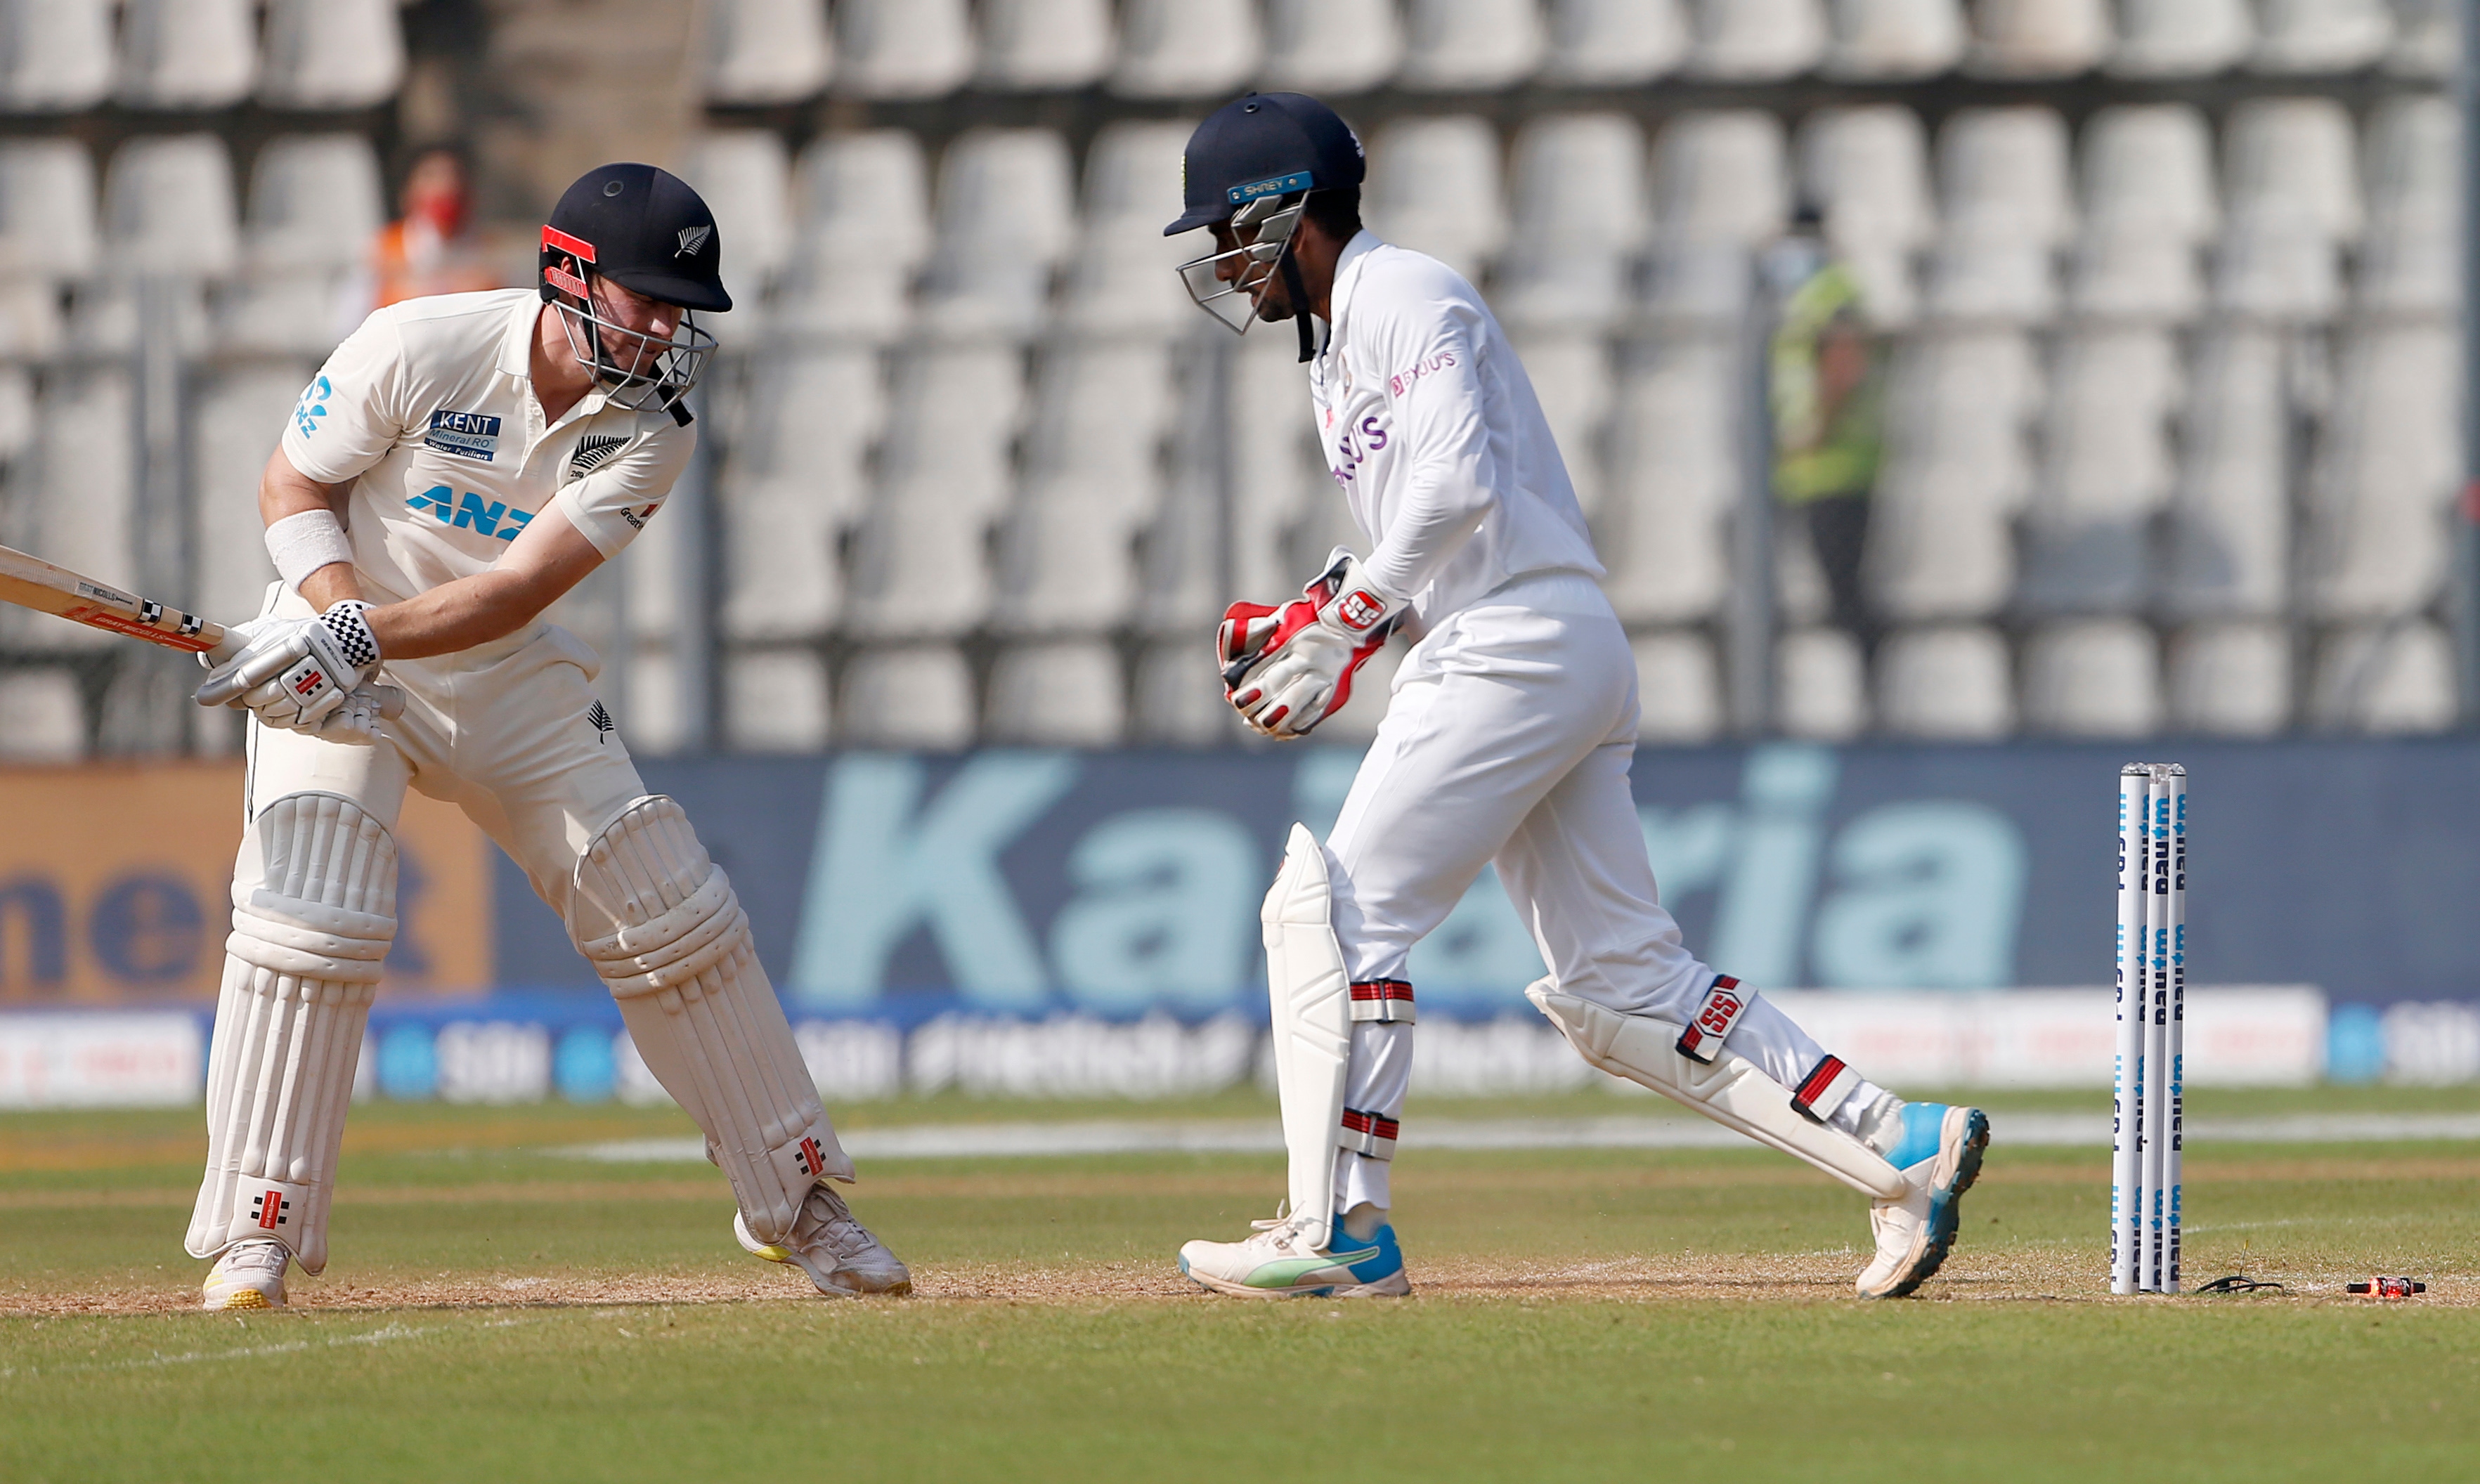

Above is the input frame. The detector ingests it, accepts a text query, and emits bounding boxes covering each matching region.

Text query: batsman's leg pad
[1526,979,1906,1201]
[570,796,852,1247]
[1264,823,1353,1251]
[186,792,395,1275]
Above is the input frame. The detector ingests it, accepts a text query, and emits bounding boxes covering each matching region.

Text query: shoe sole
[1176,1255,1410,1299]
[202,1288,280,1312]
[736,1213,912,1297]
[1874,1108,1992,1299]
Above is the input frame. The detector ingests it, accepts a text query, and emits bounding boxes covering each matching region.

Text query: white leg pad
[1264,824,1354,1251]
[1526,979,1906,1201]
[570,796,852,1247]
[186,792,396,1275]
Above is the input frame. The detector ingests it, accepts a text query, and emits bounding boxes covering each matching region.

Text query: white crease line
[1,1314,543,1380]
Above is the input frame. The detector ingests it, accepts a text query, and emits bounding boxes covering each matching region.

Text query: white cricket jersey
[279,288,694,607]
[1306,231,1603,629]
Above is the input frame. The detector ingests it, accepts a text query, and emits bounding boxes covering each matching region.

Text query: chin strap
[1281,250,1316,363]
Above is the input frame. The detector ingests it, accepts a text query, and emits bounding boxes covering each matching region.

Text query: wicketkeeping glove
[194,600,398,743]
[1216,551,1406,738]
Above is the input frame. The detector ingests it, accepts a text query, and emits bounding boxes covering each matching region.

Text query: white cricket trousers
[1322,572,1883,1212]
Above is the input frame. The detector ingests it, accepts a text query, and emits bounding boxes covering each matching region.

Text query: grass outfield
[5,1086,2479,1481]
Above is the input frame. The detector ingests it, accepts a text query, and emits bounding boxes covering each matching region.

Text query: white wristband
[265,508,353,590]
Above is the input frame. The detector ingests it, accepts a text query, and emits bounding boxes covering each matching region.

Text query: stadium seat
[103,136,239,280]
[0,141,98,284]
[918,129,1076,340]
[1601,337,1736,624]
[1919,232,2056,323]
[1260,0,1406,91]
[1060,120,1193,337]
[1937,107,2077,247]
[0,669,84,760]
[2162,328,2288,619]
[720,474,851,641]
[874,344,1025,520]
[117,0,255,110]
[27,369,134,646]
[1689,0,1829,78]
[1132,639,1237,745]
[188,366,297,623]
[2081,105,2220,244]
[2167,620,2290,736]
[725,649,833,751]
[1877,624,2015,738]
[2225,98,2363,244]
[2356,95,2456,314]
[2067,233,2203,321]
[994,486,1148,630]
[2110,0,2252,74]
[1797,106,1935,256]
[838,646,978,748]
[1968,0,2111,75]
[2020,618,2162,736]
[2212,204,2342,320]
[1114,0,1261,97]
[834,0,974,98]
[1019,340,1175,512]
[684,131,793,318]
[0,0,113,112]
[1866,330,2037,621]
[704,0,832,104]
[1777,625,1870,739]
[978,0,1114,89]
[1365,116,1508,285]
[219,135,384,354]
[2018,327,2180,615]
[2309,620,2454,734]
[719,352,885,639]
[0,363,32,464]
[1399,0,1547,89]
[2388,0,2453,75]
[985,641,1127,745]
[2253,0,2392,72]
[2304,325,2456,622]
[844,491,997,640]
[1542,0,1689,83]
[259,0,405,110]
[1823,0,1966,79]
[1632,632,1725,743]
[1228,334,1330,600]
[1496,112,1647,332]
[1509,330,1614,516]
[1651,110,1791,245]
[779,131,929,345]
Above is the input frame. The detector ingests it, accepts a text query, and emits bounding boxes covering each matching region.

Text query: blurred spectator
[1767,207,1885,652]
[367,145,501,309]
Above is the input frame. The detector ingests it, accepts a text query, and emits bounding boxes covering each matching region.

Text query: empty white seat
[1824,0,1966,79]
[2225,98,2363,244]
[845,494,996,639]
[259,0,404,110]
[1020,341,1176,499]
[2163,329,2288,618]
[0,363,34,463]
[706,0,832,104]
[1919,233,2055,323]
[1061,120,1193,337]
[2082,105,2220,244]
[0,666,84,758]
[2212,204,2342,320]
[1401,0,1547,89]
[1797,105,1934,253]
[874,344,1025,516]
[2254,0,2392,71]
[2110,0,2252,74]
[103,136,238,279]
[978,0,1113,89]
[1651,110,1790,245]
[118,0,254,109]
[1496,112,1647,330]
[189,365,297,623]
[1543,0,1689,82]
[1601,336,1736,623]
[1867,330,2039,620]
[1937,107,2075,247]
[1689,0,1829,77]
[1229,334,1330,600]
[243,135,383,273]
[2020,619,2161,736]
[684,132,793,318]
[725,650,832,750]
[986,642,1125,745]
[1132,639,1237,744]
[0,0,112,111]
[1261,0,1406,91]
[1777,626,1870,738]
[1632,632,1725,743]
[838,646,977,747]
[2358,94,2458,314]
[2067,234,2203,320]
[2387,0,2453,76]
[2167,620,2289,735]
[994,488,1146,628]
[919,129,1076,339]
[2309,621,2453,732]
[834,0,973,98]
[29,369,134,644]
[2305,325,2456,621]
[720,353,884,639]
[1365,116,1507,284]
[1878,625,2014,737]
[1114,0,1261,97]
[1968,0,2110,74]
[780,131,929,344]
[1510,330,1614,515]
[0,141,97,282]
[2018,327,2181,614]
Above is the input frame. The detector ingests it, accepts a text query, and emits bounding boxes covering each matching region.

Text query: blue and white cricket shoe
[1855,1102,1991,1299]
[1178,1208,1410,1298]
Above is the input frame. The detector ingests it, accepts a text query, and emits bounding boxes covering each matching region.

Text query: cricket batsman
[183,164,909,1309]
[1167,95,1991,1299]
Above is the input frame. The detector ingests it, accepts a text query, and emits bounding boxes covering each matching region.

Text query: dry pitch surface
[5,1087,2479,1481]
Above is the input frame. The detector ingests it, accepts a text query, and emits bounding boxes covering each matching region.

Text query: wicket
[2113,762,2186,1294]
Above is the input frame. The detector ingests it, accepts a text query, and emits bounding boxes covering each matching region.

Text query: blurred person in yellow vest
[370,145,502,310]
[1767,205,1884,654]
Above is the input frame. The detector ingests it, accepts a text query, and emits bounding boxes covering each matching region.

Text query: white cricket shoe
[1179,1208,1410,1298]
[734,1185,912,1297]
[1855,1102,1991,1299]
[201,1239,290,1311]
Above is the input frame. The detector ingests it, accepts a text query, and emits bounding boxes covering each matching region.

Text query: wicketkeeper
[1167,95,1992,1299]
[184,164,909,1309]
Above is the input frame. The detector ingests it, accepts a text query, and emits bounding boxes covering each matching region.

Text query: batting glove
[195,601,394,742]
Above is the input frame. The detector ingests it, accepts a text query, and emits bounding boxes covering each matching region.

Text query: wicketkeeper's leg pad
[569,796,852,1247]
[1264,824,1356,1251]
[186,792,396,1274]
[1526,977,1906,1201]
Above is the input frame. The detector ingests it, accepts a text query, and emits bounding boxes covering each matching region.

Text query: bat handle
[365,685,405,721]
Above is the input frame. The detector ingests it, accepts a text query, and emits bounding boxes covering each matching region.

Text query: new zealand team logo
[675,224,712,258]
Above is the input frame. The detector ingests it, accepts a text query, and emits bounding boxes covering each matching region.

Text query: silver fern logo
[675,224,712,258]
[587,700,614,742]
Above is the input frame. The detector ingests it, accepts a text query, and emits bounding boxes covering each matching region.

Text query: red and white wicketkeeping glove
[1216,551,1406,738]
